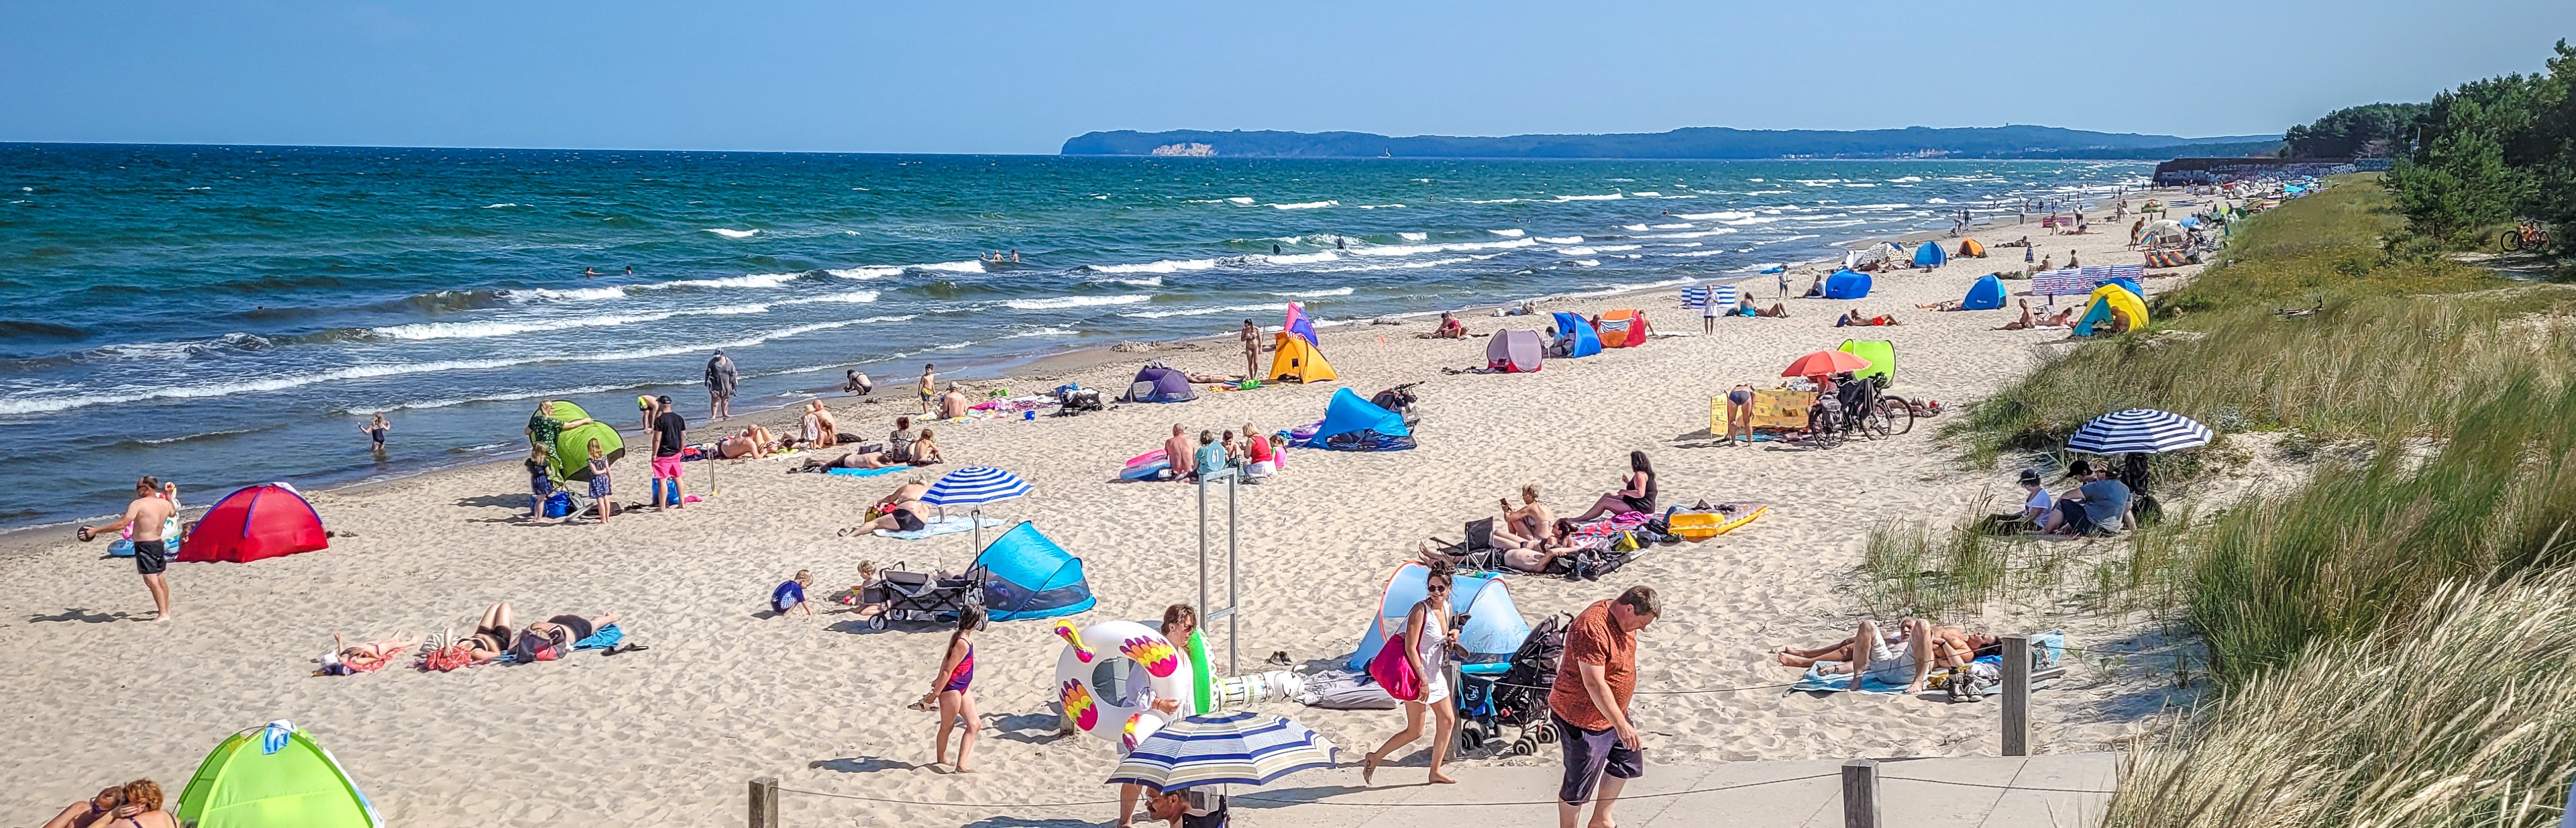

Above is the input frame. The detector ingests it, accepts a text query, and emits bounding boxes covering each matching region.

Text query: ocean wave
[0,315,919,416]
[1536,236,1582,245]
[1346,237,1534,258]
[1742,189,1791,196]
[1751,234,1821,246]
[1399,232,1428,242]
[1557,246,1600,256]
[1463,198,1521,204]
[515,270,809,301]
[1356,203,1404,209]
[370,290,880,341]
[1572,260,1601,267]
[1888,176,1923,183]
[1270,200,1337,210]
[1265,251,1339,265]
[1662,249,1731,258]
[1002,294,1150,310]
[1925,197,1949,204]
[1593,244,1641,252]
[1487,229,1525,237]
[1002,326,1080,339]
[1551,194,1623,201]
[827,266,904,279]
[1676,211,1755,221]
[1269,287,1354,298]
[1089,276,1163,287]
[347,384,635,416]
[1620,224,1648,231]
[1719,217,1788,225]
[1630,191,1660,197]
[483,203,518,209]
[1648,223,1693,229]
[1228,197,1255,205]
[1841,183,1878,187]
[1317,256,1471,273]
[1086,258,1218,274]
[704,227,761,238]
[916,260,989,273]
[1654,229,1741,239]
[1120,302,1287,319]
[130,426,275,446]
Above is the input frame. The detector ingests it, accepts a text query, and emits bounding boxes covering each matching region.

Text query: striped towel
[1680,285,1735,309]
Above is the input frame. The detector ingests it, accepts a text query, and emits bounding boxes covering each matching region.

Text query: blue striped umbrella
[1107,711,1338,790]
[922,467,1030,553]
[2066,409,2214,455]
[922,466,1032,507]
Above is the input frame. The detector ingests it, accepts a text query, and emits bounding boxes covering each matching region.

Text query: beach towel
[493,624,627,664]
[872,515,1005,540]
[1790,630,2062,693]
[825,466,910,479]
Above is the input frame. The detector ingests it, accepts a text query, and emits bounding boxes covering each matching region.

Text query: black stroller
[1455,613,1570,755]
[862,561,985,630]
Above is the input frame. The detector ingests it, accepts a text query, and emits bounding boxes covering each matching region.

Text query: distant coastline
[1063,125,2282,160]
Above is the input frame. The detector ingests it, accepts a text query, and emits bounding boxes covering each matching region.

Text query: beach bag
[543,491,573,519]
[1368,636,1423,701]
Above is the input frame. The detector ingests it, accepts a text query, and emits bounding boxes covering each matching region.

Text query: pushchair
[862,561,985,630]
[1455,613,1570,755]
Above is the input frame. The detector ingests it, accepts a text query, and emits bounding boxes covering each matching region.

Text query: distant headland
[1061,125,2281,160]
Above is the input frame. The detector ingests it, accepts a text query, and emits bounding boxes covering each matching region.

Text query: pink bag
[1368,639,1421,701]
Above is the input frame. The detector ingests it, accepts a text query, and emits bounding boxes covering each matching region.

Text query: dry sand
[0,197,2207,827]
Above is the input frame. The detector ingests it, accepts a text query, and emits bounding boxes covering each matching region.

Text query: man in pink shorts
[649,395,686,511]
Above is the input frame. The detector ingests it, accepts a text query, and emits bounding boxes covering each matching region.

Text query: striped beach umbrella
[1107,711,1338,790]
[922,466,1030,553]
[2066,409,2214,455]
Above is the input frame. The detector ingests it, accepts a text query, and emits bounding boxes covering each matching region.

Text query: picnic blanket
[1565,511,1656,548]
[1791,630,2063,693]
[825,466,910,479]
[872,515,1004,540]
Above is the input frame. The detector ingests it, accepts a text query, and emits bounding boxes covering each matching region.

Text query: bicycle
[2503,219,2551,253]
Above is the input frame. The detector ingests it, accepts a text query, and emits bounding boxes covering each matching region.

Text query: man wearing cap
[648,395,687,511]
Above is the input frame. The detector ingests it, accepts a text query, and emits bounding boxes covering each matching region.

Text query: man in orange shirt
[1548,586,1660,828]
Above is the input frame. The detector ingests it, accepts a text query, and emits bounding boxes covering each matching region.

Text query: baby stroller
[1456,613,1570,755]
[863,561,986,630]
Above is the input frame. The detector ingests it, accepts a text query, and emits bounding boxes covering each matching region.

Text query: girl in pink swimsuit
[926,605,985,772]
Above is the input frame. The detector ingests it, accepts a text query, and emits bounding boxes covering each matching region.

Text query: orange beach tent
[1957,238,1987,258]
[1597,309,1650,348]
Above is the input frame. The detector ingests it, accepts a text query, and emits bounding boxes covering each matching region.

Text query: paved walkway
[1231,753,2121,828]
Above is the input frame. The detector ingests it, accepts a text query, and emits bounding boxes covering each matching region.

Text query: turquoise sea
[0,144,2147,526]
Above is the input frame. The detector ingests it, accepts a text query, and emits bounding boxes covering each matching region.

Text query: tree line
[2288,40,2574,245]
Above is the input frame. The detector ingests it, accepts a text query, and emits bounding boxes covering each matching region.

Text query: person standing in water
[361,413,390,456]
[78,476,181,621]
[705,350,739,421]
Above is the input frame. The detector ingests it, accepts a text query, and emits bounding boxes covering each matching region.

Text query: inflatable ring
[1053,619,1193,751]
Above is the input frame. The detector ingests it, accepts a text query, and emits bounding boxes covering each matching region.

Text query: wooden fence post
[2002,633,2031,756]
[749,776,780,828]
[1842,758,1879,828]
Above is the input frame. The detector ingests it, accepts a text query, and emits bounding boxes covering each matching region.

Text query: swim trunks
[894,509,926,532]
[651,454,683,480]
[131,539,168,575]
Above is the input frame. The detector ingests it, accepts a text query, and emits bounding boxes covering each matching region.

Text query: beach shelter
[1961,274,2006,311]
[1823,270,1872,300]
[2072,284,2150,336]
[1548,311,1602,358]
[545,401,623,482]
[971,521,1095,621]
[1303,387,1412,450]
[1486,329,1543,373]
[176,721,383,828]
[2102,276,2145,302]
[1345,562,1532,670]
[1843,246,1890,270]
[1913,241,1949,268]
[1267,333,1337,384]
[1597,309,1650,348]
[2139,219,2187,248]
[180,484,327,564]
[1281,302,1321,348]
[1837,340,1896,384]
[1125,364,1197,403]
[1957,238,1987,258]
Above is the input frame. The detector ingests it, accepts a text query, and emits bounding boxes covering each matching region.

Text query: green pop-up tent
[1838,340,1896,384]
[544,401,625,481]
[176,721,383,828]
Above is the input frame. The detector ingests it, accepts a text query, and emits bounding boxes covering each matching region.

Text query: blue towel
[826,466,910,478]
[1790,630,2063,694]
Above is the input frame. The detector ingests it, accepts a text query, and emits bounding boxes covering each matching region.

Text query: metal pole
[1196,473,1210,639]
[2002,634,2031,756]
[1841,759,1879,828]
[1226,468,1240,676]
[748,777,779,828]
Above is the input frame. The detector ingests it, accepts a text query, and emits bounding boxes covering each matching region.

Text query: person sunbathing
[1415,539,1574,576]
[859,479,934,532]
[1182,370,1239,384]
[1994,299,2038,329]
[1776,618,1939,692]
[1163,423,1196,481]
[1417,311,1468,339]
[1570,451,1658,521]
[461,602,519,663]
[1755,302,1790,318]
[2042,305,2080,327]
[40,786,123,828]
[1917,299,1963,311]
[1502,484,1563,546]
[938,384,971,419]
[720,424,778,458]
[800,446,900,472]
[512,613,620,661]
[325,631,424,674]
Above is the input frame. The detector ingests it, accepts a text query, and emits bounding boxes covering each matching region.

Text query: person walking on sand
[918,363,939,416]
[1363,562,1462,786]
[705,350,739,421]
[1552,586,1660,828]
[921,605,985,773]
[648,395,686,511]
[361,413,390,456]
[78,476,182,621]
[1238,319,1263,379]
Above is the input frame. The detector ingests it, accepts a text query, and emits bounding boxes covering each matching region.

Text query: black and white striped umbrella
[2066,409,2214,454]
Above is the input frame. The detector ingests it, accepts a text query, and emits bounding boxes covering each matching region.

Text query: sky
[4,1,2572,155]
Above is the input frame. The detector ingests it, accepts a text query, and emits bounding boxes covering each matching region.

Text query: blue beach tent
[1303,387,1413,451]
[1549,311,1602,358]
[1346,562,1532,670]
[1823,270,1872,300]
[971,522,1094,621]
[1913,241,1949,268]
[1962,274,2006,311]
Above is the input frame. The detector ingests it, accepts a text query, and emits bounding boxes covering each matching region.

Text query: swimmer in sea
[583,267,600,277]
[1010,249,1021,263]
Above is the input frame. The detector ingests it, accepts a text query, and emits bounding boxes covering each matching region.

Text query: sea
[0,144,2149,527]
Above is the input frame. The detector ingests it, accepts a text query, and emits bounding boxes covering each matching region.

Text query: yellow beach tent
[1267,332,1338,383]
[2072,284,2149,336]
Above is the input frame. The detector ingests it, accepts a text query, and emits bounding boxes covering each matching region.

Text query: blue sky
[4,1,2570,154]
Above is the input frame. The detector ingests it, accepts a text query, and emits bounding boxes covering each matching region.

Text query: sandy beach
[0,199,2200,827]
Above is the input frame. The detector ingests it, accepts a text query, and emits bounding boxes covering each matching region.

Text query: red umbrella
[1780,349,1872,377]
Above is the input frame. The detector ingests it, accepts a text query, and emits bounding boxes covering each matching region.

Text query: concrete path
[1230,753,2121,828]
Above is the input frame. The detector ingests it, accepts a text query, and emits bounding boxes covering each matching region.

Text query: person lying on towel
[1776,618,1996,693]
[1834,308,1900,327]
